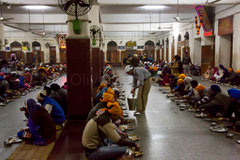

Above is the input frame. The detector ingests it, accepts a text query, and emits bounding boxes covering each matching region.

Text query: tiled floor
[0,76,66,160]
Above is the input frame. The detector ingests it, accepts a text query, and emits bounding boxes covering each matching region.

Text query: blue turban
[0,76,4,81]
[228,88,240,99]
[210,85,221,93]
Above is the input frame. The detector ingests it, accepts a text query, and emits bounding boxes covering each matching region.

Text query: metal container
[127,95,138,111]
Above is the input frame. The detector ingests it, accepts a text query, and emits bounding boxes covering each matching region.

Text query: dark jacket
[202,92,230,114]
[31,107,56,144]
[49,92,66,115]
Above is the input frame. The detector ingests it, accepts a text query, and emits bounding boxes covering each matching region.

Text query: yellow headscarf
[195,84,205,92]
[96,83,107,93]
[106,87,114,96]
[178,74,186,79]
[177,79,184,85]
[100,93,114,102]
[101,101,123,116]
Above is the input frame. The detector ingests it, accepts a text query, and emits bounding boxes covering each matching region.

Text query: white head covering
[125,65,133,73]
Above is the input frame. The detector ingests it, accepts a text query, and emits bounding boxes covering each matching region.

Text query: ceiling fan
[158,9,172,30]
[173,0,191,22]
[205,0,222,6]
[0,0,13,22]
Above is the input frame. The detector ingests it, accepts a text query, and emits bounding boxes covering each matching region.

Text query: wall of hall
[4,31,60,64]
[103,37,158,61]
[158,4,240,70]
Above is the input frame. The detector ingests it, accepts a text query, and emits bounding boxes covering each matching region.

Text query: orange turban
[178,74,186,79]
[195,84,205,92]
[102,101,123,116]
[177,79,184,85]
[106,87,114,96]
[100,93,114,102]
[153,67,158,71]
[149,66,153,70]
[237,70,240,74]
[96,83,107,93]
[228,68,233,72]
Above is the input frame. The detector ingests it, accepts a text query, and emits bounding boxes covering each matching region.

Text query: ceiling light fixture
[142,5,166,10]
[24,6,50,10]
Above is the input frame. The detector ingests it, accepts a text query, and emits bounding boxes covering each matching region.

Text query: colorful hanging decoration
[195,15,203,35]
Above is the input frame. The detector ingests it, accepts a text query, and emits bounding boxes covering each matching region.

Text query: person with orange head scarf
[82,101,140,160]
[172,79,185,95]
[87,93,114,122]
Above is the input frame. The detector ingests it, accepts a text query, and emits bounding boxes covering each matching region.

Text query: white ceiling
[1,0,239,38]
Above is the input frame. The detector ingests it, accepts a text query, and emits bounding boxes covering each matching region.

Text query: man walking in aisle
[126,66,152,115]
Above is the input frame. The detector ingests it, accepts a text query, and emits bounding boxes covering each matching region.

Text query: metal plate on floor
[210,126,228,133]
[128,135,140,141]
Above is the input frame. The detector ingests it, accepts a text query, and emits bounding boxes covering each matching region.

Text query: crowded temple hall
[1,0,240,160]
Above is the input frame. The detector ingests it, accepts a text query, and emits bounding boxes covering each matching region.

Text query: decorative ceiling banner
[58,33,67,49]
[195,5,214,36]
[218,16,233,36]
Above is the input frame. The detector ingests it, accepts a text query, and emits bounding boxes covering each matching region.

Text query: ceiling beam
[98,0,240,5]
[2,0,98,5]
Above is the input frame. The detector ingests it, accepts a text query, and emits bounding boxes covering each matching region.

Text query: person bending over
[17,99,56,146]
[82,102,140,160]
[126,66,152,115]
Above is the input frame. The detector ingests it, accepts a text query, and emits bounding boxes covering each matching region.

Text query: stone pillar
[67,13,92,120]
[56,44,60,64]
[232,13,240,70]
[0,22,4,51]
[89,6,101,95]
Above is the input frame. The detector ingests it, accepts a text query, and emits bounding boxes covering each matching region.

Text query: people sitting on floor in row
[0,59,66,104]
[202,65,240,85]
[166,71,240,131]
[82,63,141,160]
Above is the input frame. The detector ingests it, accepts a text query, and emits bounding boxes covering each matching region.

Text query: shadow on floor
[48,120,86,160]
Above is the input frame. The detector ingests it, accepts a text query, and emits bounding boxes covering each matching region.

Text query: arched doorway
[31,41,44,64]
[9,41,25,62]
[177,34,182,58]
[166,38,169,62]
[50,46,57,65]
[144,40,154,59]
[107,41,120,66]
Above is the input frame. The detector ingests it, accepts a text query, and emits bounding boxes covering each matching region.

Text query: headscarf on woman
[27,99,47,145]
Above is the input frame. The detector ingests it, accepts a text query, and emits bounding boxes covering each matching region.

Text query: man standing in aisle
[182,51,192,76]
[126,66,152,115]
